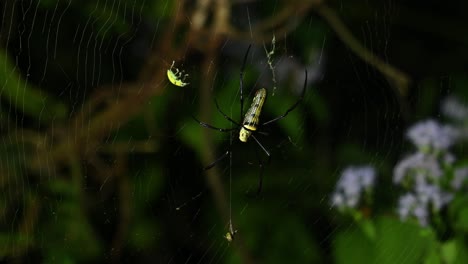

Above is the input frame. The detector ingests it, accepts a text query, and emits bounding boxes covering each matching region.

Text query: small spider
[167,61,189,87]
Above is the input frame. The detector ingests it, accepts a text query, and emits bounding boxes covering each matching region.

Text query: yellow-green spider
[167,61,189,87]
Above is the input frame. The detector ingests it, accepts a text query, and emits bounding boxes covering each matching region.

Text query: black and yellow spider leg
[262,69,308,126]
[191,115,237,132]
[239,44,252,121]
[251,134,271,194]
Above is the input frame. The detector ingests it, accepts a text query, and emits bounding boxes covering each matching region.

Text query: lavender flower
[441,96,468,122]
[414,178,453,211]
[393,152,442,184]
[331,166,376,209]
[443,152,456,165]
[397,193,429,226]
[452,166,468,190]
[393,101,468,227]
[406,120,459,151]
[397,178,453,227]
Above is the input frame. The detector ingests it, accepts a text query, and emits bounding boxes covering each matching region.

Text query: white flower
[397,193,429,226]
[397,177,454,227]
[397,193,417,220]
[330,166,376,209]
[452,167,468,190]
[443,152,456,165]
[441,96,468,122]
[406,120,459,151]
[414,179,453,211]
[393,152,442,184]
[331,192,345,207]
[413,204,429,227]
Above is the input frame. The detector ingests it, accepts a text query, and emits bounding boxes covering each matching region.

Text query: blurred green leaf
[41,178,102,261]
[127,162,164,251]
[448,195,468,232]
[149,0,175,18]
[448,238,468,264]
[265,91,306,145]
[131,163,165,211]
[334,223,374,264]
[82,2,132,37]
[305,88,330,125]
[441,240,457,264]
[334,217,434,264]
[128,218,160,251]
[179,117,204,158]
[424,245,443,264]
[374,217,433,264]
[37,0,59,8]
[224,203,322,263]
[0,50,67,122]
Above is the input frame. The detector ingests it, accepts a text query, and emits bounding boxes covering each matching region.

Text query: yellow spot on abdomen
[238,88,266,142]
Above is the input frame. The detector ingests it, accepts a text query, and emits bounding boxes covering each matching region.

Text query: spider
[193,45,307,194]
[167,61,189,87]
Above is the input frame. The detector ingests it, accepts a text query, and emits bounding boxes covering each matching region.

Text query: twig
[314,4,410,96]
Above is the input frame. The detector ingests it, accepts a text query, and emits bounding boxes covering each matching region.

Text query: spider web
[1,0,466,263]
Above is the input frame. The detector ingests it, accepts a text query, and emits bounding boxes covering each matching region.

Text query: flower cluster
[330,166,376,210]
[394,120,458,226]
[331,96,468,228]
[441,96,468,123]
[395,101,468,226]
[441,96,468,141]
[406,120,459,152]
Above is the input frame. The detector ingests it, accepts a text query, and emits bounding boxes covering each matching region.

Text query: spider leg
[191,115,237,132]
[214,98,243,127]
[204,150,230,170]
[256,153,271,195]
[261,69,308,126]
[251,134,271,195]
[240,44,252,121]
[213,96,259,133]
[251,134,270,157]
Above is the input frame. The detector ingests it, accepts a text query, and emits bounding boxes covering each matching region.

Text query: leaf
[0,50,67,122]
[224,204,323,263]
[334,224,375,264]
[333,216,434,264]
[448,195,468,232]
[374,217,434,264]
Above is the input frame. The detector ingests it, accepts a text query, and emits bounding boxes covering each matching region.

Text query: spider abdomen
[239,88,267,142]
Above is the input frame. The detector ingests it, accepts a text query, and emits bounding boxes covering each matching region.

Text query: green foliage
[225,204,323,263]
[265,90,306,145]
[304,88,330,125]
[81,2,131,37]
[148,0,175,18]
[0,50,67,122]
[41,179,102,262]
[334,217,435,264]
[449,195,468,232]
[127,165,164,251]
[417,78,442,118]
